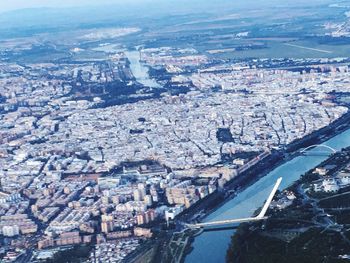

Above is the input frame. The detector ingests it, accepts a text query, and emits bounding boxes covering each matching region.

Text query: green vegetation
[44,245,92,263]
[330,210,350,225]
[160,229,199,263]
[227,225,350,263]
[227,147,350,263]
[319,192,350,209]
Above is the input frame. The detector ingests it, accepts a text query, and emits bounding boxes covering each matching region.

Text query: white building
[322,178,340,193]
[0,192,21,204]
[2,225,20,237]
[337,172,350,185]
[165,205,184,220]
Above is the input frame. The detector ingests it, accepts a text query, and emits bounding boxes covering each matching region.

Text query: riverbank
[182,110,350,227]
[129,110,350,263]
[227,147,350,263]
[184,111,350,263]
[125,50,162,88]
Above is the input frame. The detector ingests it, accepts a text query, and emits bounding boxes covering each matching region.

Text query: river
[185,128,350,263]
[125,50,162,88]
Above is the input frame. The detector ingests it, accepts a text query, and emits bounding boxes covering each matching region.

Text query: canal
[125,50,161,88]
[185,128,350,263]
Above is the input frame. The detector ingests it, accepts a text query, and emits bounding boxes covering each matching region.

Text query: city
[1,0,350,262]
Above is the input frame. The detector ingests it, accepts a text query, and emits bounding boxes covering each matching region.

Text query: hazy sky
[0,0,142,13]
[0,0,334,14]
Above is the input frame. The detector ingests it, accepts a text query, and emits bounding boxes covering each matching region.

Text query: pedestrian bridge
[300,144,337,156]
[186,177,282,229]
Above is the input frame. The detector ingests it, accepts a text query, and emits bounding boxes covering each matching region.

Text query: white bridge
[187,177,282,229]
[300,144,337,155]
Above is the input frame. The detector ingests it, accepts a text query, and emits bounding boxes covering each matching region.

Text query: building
[55,232,82,246]
[98,177,121,189]
[323,178,340,192]
[337,172,350,185]
[0,191,21,204]
[144,195,153,206]
[315,167,328,176]
[101,221,114,233]
[133,189,143,201]
[137,213,146,225]
[165,205,184,220]
[2,225,19,237]
[0,214,37,236]
[134,227,152,238]
[38,237,55,249]
[146,209,156,221]
[106,230,132,240]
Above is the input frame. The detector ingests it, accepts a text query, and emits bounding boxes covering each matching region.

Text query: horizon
[0,0,132,13]
[0,0,333,14]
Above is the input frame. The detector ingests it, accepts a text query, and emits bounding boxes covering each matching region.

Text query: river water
[125,50,161,88]
[185,128,350,263]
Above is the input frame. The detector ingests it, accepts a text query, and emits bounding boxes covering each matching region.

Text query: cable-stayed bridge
[186,177,282,229]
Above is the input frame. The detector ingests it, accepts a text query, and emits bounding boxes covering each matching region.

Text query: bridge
[187,177,282,229]
[300,144,337,156]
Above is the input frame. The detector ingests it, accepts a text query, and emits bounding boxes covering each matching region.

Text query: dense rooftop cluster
[1,42,350,262]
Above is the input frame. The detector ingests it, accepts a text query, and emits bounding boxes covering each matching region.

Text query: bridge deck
[187,216,267,228]
[187,177,282,229]
[300,144,336,154]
